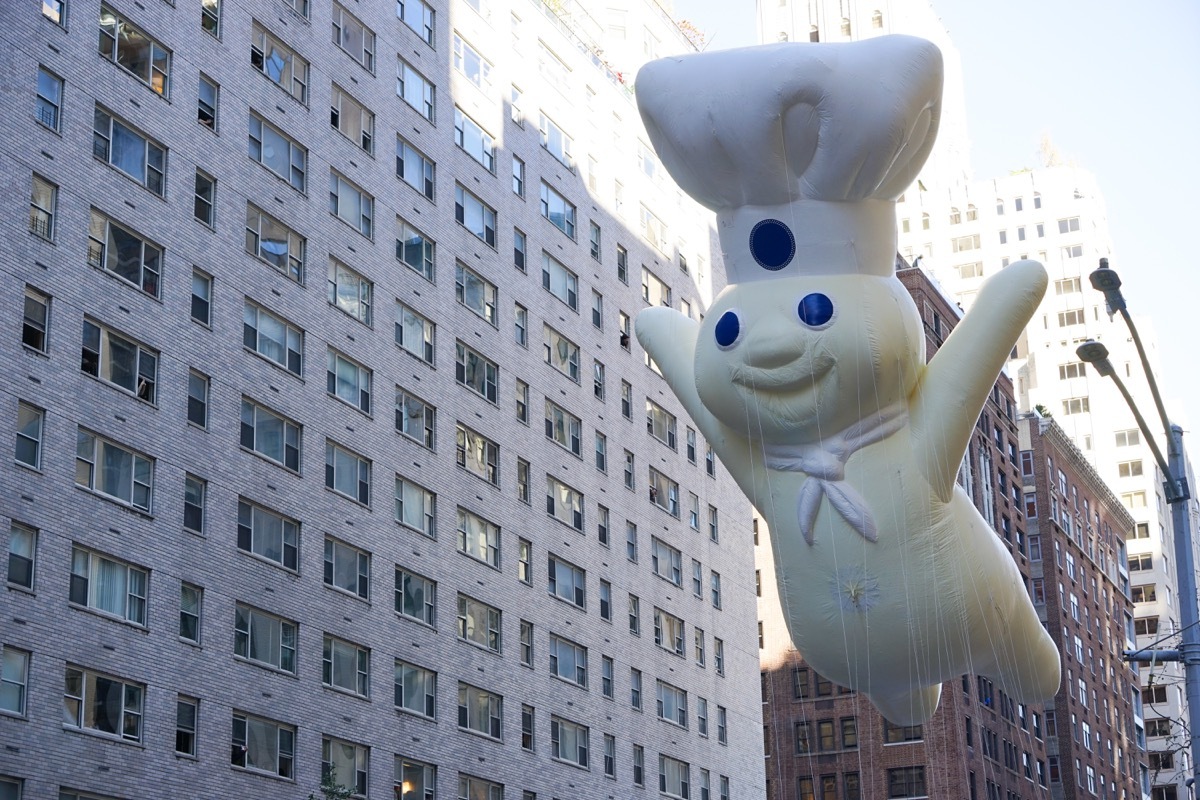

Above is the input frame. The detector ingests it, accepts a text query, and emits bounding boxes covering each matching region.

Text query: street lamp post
[1076,258,1196,794]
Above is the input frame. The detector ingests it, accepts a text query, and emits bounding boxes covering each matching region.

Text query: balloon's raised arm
[635,306,716,440]
[911,259,1048,501]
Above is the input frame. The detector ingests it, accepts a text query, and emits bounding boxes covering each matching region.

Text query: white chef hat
[635,35,943,281]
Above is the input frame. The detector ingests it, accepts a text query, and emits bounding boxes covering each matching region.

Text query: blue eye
[797,293,834,327]
[714,309,742,349]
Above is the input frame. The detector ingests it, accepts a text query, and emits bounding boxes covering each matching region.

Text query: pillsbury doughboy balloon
[634,36,1059,724]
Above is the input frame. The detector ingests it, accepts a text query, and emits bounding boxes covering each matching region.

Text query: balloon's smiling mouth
[731,352,834,392]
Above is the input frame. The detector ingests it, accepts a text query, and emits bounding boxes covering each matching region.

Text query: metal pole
[1166,423,1200,792]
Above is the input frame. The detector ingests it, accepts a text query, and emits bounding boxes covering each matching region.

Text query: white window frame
[243,300,304,374]
[397,0,435,45]
[397,57,435,121]
[240,398,302,472]
[324,536,370,599]
[245,203,305,282]
[457,507,500,568]
[99,6,171,96]
[75,429,153,512]
[455,263,498,325]
[395,659,437,718]
[395,387,436,448]
[456,423,498,485]
[80,318,158,403]
[457,594,501,652]
[456,341,498,402]
[540,182,576,238]
[325,440,371,505]
[329,171,374,237]
[551,715,590,767]
[396,136,435,200]
[234,604,297,673]
[248,112,306,190]
[452,33,492,91]
[250,21,308,102]
[332,3,375,71]
[548,553,586,607]
[15,402,44,470]
[395,567,436,626]
[454,107,495,171]
[87,209,162,297]
[549,634,588,687]
[541,252,578,310]
[232,711,295,778]
[394,303,435,365]
[396,217,434,281]
[543,325,580,382]
[63,665,143,742]
[237,498,299,570]
[547,476,584,531]
[327,349,372,413]
[455,184,497,246]
[322,634,370,697]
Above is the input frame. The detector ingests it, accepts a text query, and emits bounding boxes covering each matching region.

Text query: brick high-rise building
[0,0,764,798]
[1017,412,1143,800]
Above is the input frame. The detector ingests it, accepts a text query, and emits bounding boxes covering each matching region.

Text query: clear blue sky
[672,0,1200,428]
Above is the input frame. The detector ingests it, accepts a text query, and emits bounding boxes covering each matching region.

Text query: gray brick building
[0,0,763,797]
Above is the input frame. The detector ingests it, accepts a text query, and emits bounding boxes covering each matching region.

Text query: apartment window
[640,206,667,251]
[519,620,533,666]
[193,170,215,227]
[327,263,372,327]
[392,477,436,539]
[237,498,299,570]
[692,559,703,596]
[651,538,682,586]
[329,172,374,237]
[250,22,308,102]
[457,507,500,568]
[322,737,369,798]
[68,546,147,626]
[325,440,370,505]
[517,539,532,584]
[512,308,529,351]
[697,697,709,735]
[548,553,586,607]
[248,112,306,190]
[542,253,579,310]
[393,305,435,367]
[63,666,143,741]
[648,468,680,516]
[183,473,206,533]
[8,523,36,590]
[547,477,584,531]
[543,326,581,383]
[235,604,297,673]
[1119,460,1144,478]
[322,537,368,601]
[15,402,43,470]
[600,655,615,699]
[395,659,437,718]
[460,775,502,800]
[594,431,607,471]
[599,580,612,621]
[631,667,643,710]
[455,185,496,246]
[87,209,161,297]
[453,33,492,90]
[245,204,305,282]
[626,520,638,561]
[551,716,589,767]
[99,6,171,95]
[326,350,372,414]
[514,228,527,270]
[455,263,498,325]
[75,430,153,511]
[602,734,616,778]
[642,267,672,307]
[1059,217,1081,234]
[231,712,294,778]
[593,360,606,400]
[706,445,716,476]
[512,156,525,196]
[243,301,303,374]
[714,638,725,675]
[458,682,503,738]
[395,567,436,626]
[633,744,645,786]
[1062,397,1090,415]
[27,174,56,241]
[657,680,688,727]
[457,593,501,652]
[176,696,198,756]
[197,73,218,130]
[628,594,641,635]
[454,107,495,171]
[716,706,727,743]
[81,319,157,403]
[1116,428,1141,447]
[240,399,301,471]
[323,635,370,697]
[549,633,588,686]
[36,66,63,131]
[1058,309,1085,327]
[886,767,926,798]
[22,287,50,352]
[708,506,720,542]
[646,400,678,449]
[456,342,498,403]
[616,244,629,283]
[654,607,685,656]
[711,572,723,609]
[540,182,576,238]
[660,755,690,798]
[621,381,633,419]
[539,113,573,167]
[397,58,435,121]
[397,0,435,45]
[332,3,375,69]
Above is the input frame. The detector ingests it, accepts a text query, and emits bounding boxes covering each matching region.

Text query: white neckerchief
[762,401,908,545]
